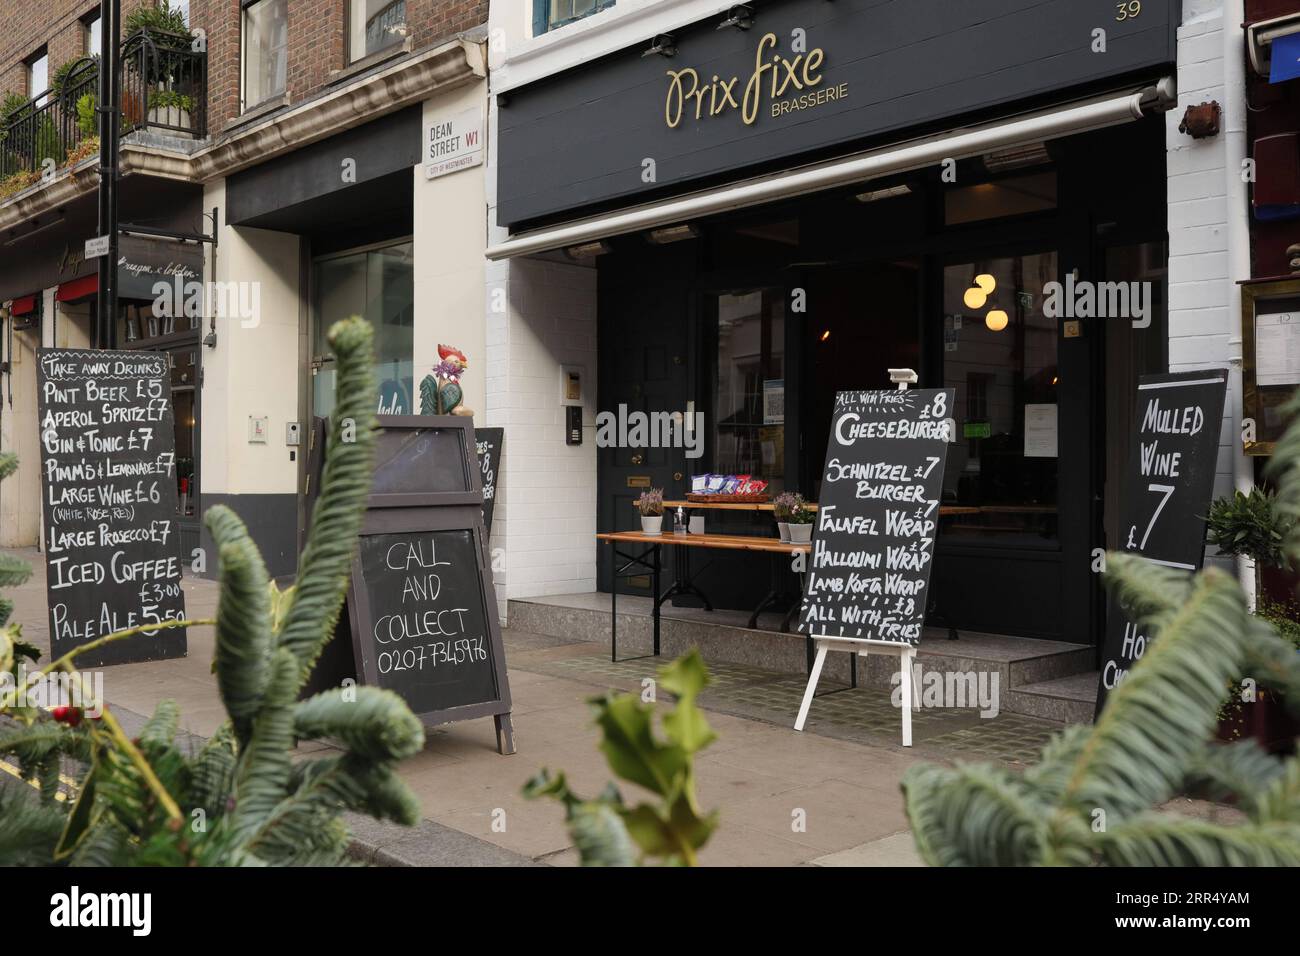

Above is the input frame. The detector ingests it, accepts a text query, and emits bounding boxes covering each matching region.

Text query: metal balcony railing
[0,29,206,185]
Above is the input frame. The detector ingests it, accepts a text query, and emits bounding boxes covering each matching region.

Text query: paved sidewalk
[3,546,1072,866]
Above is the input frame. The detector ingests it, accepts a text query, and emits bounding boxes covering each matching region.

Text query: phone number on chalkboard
[377,637,488,675]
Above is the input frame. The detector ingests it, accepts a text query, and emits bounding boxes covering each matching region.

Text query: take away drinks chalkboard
[799,388,955,643]
[1095,369,1228,717]
[345,416,514,753]
[36,348,187,666]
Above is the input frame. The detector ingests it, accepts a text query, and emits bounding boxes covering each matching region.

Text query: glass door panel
[941,251,1059,547]
[311,241,414,419]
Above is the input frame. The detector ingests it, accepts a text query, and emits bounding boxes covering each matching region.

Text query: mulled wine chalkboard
[36,348,187,666]
[474,427,503,535]
[799,388,955,644]
[1095,370,1228,717]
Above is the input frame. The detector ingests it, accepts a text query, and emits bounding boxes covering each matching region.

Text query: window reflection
[942,252,1059,545]
[712,290,785,493]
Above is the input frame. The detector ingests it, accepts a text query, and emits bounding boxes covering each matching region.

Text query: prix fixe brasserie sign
[496,0,1178,227]
[664,31,847,128]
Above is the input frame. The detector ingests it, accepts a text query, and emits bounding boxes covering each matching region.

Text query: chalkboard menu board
[1095,370,1228,716]
[474,428,502,535]
[36,348,187,666]
[799,388,954,644]
[353,525,499,715]
[344,416,514,753]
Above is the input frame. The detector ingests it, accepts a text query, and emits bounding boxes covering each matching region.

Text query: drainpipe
[1223,0,1255,607]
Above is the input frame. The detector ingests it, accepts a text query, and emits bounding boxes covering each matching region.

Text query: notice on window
[763,379,784,424]
[1024,404,1058,458]
[1256,311,1300,387]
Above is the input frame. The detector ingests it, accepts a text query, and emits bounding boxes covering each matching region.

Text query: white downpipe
[487,80,1175,259]
[1223,0,1256,608]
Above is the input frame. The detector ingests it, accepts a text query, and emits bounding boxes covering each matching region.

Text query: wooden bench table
[596,530,809,664]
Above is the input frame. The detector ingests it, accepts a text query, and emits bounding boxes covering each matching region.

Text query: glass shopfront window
[312,241,414,419]
[941,252,1060,546]
[711,289,785,494]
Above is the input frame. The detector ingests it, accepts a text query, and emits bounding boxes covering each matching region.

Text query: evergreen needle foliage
[902,395,1300,866]
[0,318,427,866]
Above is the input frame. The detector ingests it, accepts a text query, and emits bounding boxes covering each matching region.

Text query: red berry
[51,706,69,722]
[65,708,82,728]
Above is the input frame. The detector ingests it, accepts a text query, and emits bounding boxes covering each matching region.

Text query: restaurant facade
[483,0,1255,649]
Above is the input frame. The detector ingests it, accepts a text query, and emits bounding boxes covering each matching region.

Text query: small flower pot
[788,523,812,543]
[640,515,663,535]
[777,521,790,542]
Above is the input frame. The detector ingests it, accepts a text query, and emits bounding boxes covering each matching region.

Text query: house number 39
[1115,1,1141,20]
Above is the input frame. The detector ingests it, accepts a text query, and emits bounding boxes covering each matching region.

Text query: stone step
[1004,672,1100,725]
[507,592,1096,721]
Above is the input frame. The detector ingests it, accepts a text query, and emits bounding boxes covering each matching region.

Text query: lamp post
[96,0,120,349]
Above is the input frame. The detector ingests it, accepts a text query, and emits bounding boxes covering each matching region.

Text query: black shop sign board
[334,415,514,753]
[799,388,955,644]
[1095,370,1228,717]
[36,348,187,666]
[497,0,1179,227]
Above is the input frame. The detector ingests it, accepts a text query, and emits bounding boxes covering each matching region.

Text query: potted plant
[635,488,665,535]
[773,491,802,543]
[146,89,195,135]
[787,502,815,543]
[1205,487,1300,751]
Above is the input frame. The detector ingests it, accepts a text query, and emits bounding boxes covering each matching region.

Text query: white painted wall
[200,178,302,500]
[415,83,490,420]
[1164,2,1238,518]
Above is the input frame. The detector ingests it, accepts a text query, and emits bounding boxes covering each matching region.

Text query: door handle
[674,472,683,481]
[631,453,644,465]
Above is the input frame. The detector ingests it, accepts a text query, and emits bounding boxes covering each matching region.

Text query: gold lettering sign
[665,32,840,128]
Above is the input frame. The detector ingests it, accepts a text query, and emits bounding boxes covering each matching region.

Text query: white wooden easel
[794,637,921,745]
[792,368,930,747]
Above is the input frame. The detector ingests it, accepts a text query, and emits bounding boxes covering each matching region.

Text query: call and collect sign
[425,107,484,180]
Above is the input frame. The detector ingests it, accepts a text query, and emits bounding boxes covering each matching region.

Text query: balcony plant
[146,88,195,134]
[786,502,815,543]
[635,488,665,535]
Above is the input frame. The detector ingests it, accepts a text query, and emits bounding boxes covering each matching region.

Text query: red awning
[9,295,36,316]
[56,274,98,302]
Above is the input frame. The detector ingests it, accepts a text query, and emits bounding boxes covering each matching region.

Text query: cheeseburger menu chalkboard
[36,348,187,666]
[799,388,954,644]
[1095,369,1228,717]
